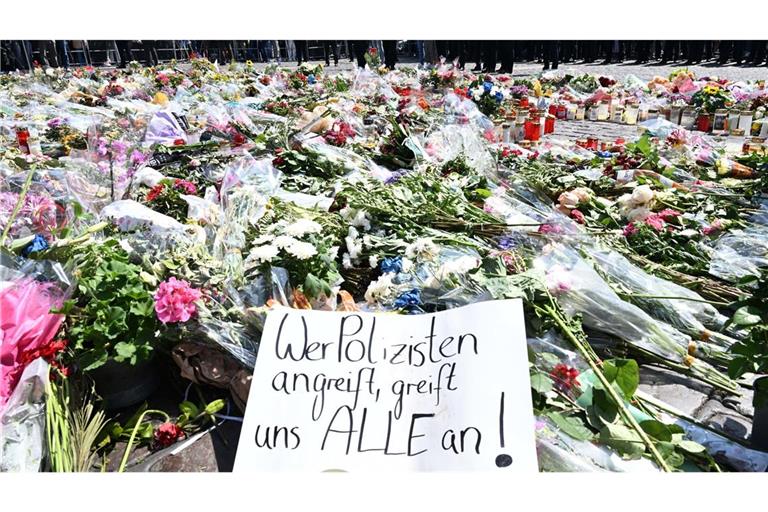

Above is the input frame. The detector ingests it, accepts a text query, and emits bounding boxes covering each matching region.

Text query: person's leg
[324,41,331,66]
[56,40,69,68]
[499,41,514,73]
[383,40,397,69]
[481,40,497,72]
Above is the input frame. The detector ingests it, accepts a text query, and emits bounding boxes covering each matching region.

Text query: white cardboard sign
[234,299,537,471]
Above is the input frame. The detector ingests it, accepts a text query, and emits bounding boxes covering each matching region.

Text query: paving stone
[695,399,753,442]
[638,365,713,416]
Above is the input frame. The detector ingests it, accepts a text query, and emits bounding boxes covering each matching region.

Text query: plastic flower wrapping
[1,60,767,472]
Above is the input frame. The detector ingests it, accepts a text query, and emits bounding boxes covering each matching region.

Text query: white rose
[631,185,655,205]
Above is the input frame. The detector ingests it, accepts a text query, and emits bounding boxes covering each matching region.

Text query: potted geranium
[58,238,161,409]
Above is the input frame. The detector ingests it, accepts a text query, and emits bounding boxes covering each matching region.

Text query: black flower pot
[89,357,159,410]
[751,375,768,451]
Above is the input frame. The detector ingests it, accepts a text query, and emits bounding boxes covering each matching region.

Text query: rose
[630,184,655,205]
[154,423,184,448]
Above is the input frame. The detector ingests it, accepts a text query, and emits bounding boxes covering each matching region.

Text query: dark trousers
[34,40,58,67]
[662,40,679,63]
[117,40,133,68]
[543,41,559,69]
[499,41,514,72]
[481,40,497,71]
[635,40,651,63]
[143,40,159,66]
[383,40,397,69]
[323,41,338,65]
[295,40,308,64]
[351,40,367,68]
[751,41,767,64]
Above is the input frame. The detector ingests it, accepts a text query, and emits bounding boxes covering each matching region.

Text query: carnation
[154,277,203,324]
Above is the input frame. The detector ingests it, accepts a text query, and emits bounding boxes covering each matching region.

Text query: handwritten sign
[234,299,537,471]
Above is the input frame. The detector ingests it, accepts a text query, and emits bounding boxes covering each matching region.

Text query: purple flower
[111,140,128,155]
[130,149,147,166]
[47,117,65,128]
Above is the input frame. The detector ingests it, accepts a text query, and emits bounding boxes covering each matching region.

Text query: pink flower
[173,179,197,195]
[622,222,638,237]
[702,219,724,236]
[538,223,563,235]
[154,277,202,324]
[658,208,681,221]
[644,213,665,231]
[570,209,585,224]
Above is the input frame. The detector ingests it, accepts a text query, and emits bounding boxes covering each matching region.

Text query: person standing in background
[34,40,58,67]
[323,40,339,66]
[116,40,133,68]
[383,40,397,69]
[498,41,514,74]
[295,40,309,65]
[542,40,559,70]
[350,40,367,68]
[415,40,425,68]
[481,40,498,72]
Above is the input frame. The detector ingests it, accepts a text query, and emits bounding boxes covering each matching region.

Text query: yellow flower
[153,92,169,106]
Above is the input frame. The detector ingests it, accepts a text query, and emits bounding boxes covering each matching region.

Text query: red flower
[232,132,246,146]
[368,47,377,56]
[173,138,185,146]
[154,423,184,448]
[623,222,638,237]
[570,209,586,224]
[550,363,580,392]
[146,183,166,202]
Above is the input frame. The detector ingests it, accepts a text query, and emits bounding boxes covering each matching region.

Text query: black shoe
[543,65,550,70]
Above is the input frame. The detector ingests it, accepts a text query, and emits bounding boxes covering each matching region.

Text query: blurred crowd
[2,40,767,73]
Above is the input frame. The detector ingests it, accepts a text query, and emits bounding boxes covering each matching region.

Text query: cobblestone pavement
[255,59,768,82]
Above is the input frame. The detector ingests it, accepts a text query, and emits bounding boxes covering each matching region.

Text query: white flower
[405,238,439,261]
[351,210,371,231]
[369,255,379,269]
[285,218,322,237]
[364,273,396,304]
[274,235,299,249]
[433,255,481,282]
[626,207,651,222]
[329,246,340,259]
[401,257,414,273]
[631,184,655,205]
[345,226,363,261]
[249,244,279,263]
[252,233,275,245]
[284,240,317,260]
[342,252,353,269]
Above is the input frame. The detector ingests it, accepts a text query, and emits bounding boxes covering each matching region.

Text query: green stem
[620,293,730,307]
[0,167,36,246]
[541,303,673,472]
[117,409,170,473]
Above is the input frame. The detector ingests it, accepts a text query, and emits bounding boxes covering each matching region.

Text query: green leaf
[546,412,594,441]
[530,372,554,394]
[732,306,762,327]
[678,439,706,454]
[602,359,639,399]
[179,401,200,419]
[599,423,645,459]
[114,341,137,361]
[640,419,672,442]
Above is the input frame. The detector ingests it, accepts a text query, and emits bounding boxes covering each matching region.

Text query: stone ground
[109,59,766,471]
[255,58,768,82]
